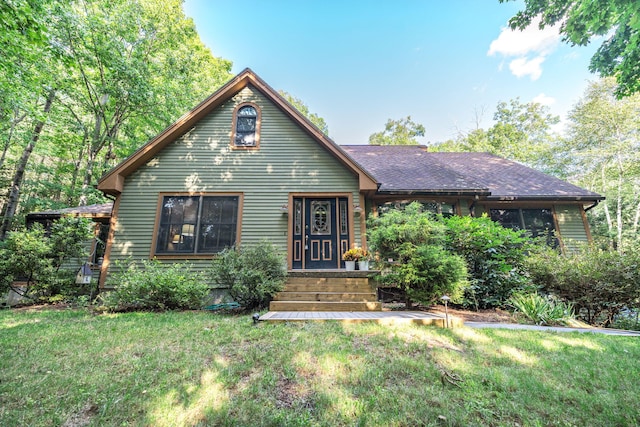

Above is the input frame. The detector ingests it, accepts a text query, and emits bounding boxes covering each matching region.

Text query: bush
[102,260,210,311]
[526,245,640,326]
[209,241,287,310]
[508,292,575,326]
[442,215,535,310]
[0,217,93,302]
[367,203,468,308]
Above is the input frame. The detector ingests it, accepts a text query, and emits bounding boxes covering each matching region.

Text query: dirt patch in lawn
[383,303,514,323]
[429,305,514,323]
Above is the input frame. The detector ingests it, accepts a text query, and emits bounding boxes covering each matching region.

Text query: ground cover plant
[101,260,210,312]
[1,308,638,426]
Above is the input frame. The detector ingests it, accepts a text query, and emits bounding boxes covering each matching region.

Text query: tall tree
[502,0,640,97]
[433,99,562,175]
[368,116,426,145]
[564,77,640,250]
[0,0,232,235]
[278,91,329,135]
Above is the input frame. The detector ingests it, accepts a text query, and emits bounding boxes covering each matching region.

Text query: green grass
[0,308,638,426]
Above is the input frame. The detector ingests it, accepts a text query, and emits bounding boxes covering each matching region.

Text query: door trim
[287,192,355,270]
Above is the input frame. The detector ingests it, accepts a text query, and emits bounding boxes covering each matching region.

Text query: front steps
[269,271,382,312]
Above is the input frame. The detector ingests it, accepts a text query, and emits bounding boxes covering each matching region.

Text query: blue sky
[183,0,601,145]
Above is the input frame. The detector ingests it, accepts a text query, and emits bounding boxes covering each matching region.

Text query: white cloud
[488,18,562,80]
[509,56,545,80]
[532,93,556,106]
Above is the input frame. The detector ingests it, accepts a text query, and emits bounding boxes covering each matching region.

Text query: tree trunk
[0,109,28,171]
[0,89,56,240]
[600,165,614,248]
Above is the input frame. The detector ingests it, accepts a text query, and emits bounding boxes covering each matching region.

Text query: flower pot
[344,261,356,271]
[358,260,369,271]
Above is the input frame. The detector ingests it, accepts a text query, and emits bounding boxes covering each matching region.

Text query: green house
[95,69,603,290]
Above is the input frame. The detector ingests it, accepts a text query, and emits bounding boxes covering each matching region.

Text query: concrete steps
[269,271,381,312]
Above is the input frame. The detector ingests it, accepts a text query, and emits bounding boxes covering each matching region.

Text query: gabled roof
[98,68,378,195]
[343,145,603,202]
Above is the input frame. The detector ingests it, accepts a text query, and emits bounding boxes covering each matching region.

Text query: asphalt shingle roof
[342,145,602,201]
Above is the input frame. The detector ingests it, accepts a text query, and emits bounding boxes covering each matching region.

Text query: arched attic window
[231,103,261,149]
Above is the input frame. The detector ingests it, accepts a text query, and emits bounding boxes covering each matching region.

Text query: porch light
[353,204,363,215]
[280,204,289,214]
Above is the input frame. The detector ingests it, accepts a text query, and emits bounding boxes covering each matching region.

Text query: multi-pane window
[233,104,258,147]
[490,208,557,245]
[155,195,239,255]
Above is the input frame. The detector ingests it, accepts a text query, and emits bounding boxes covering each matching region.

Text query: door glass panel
[339,200,348,235]
[294,199,302,235]
[311,201,331,235]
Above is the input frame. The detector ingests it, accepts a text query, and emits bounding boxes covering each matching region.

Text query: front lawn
[0,308,638,426]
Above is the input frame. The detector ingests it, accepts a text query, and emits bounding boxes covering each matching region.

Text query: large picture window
[155,195,240,255]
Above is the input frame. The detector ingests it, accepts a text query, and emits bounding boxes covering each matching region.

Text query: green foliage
[0,223,52,294]
[0,217,92,301]
[525,244,640,326]
[278,90,329,135]
[368,116,426,145]
[508,291,575,326]
[504,0,640,97]
[0,0,233,227]
[612,310,640,331]
[432,98,562,175]
[103,260,209,311]
[367,203,468,307]
[565,78,640,251]
[210,241,287,310]
[442,215,534,309]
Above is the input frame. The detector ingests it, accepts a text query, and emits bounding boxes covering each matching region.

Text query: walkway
[466,321,640,336]
[259,311,640,335]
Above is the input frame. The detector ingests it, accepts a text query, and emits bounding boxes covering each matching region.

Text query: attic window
[231,103,260,148]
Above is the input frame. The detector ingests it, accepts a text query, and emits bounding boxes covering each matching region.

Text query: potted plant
[342,248,359,271]
[357,248,371,271]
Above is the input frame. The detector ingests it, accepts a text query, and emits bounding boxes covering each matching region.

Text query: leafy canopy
[279,90,329,135]
[502,0,640,97]
[368,116,426,145]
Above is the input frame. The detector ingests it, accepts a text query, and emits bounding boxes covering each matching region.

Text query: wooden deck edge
[258,312,464,328]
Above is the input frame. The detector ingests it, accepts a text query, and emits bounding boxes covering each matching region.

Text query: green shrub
[612,310,640,331]
[103,260,209,311]
[367,203,468,308]
[209,241,287,310]
[508,292,575,326]
[525,245,640,326]
[442,215,535,310]
[0,217,93,302]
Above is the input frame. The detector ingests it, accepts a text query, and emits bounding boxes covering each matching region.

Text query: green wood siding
[106,86,361,284]
[555,205,589,250]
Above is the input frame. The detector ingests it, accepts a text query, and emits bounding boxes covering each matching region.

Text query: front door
[292,197,350,269]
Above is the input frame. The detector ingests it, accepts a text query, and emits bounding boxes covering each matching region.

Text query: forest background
[1,0,638,251]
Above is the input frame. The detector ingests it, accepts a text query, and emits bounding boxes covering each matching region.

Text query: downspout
[584,200,599,212]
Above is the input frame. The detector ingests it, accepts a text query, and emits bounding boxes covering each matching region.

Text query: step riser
[286,277,370,286]
[269,301,382,312]
[283,284,374,293]
[274,292,377,302]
